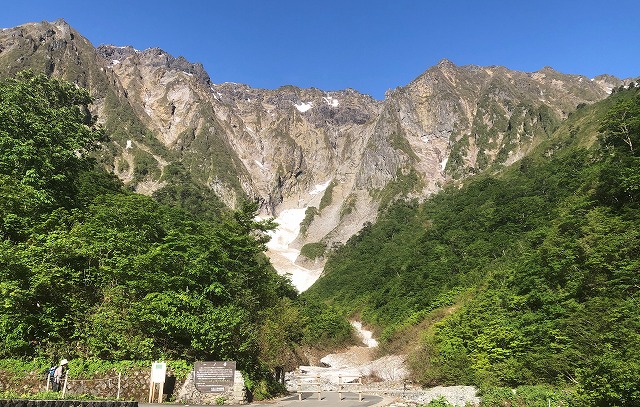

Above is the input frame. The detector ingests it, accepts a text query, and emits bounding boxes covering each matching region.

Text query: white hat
[60,358,68,365]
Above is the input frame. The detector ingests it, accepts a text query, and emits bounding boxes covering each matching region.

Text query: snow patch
[309,179,332,195]
[440,157,448,172]
[125,140,132,149]
[351,321,378,348]
[254,160,264,169]
[261,208,322,292]
[295,102,313,112]
[266,208,306,252]
[323,96,339,107]
[111,59,120,65]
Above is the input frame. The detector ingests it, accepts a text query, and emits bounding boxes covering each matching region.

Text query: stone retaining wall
[175,370,246,405]
[0,367,247,405]
[0,369,178,402]
[0,401,137,407]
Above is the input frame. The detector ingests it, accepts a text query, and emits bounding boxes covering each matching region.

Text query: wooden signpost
[148,361,166,403]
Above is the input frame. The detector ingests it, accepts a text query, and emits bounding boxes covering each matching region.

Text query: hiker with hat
[53,358,68,391]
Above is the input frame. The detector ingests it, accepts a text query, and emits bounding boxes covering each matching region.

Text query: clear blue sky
[2,0,639,99]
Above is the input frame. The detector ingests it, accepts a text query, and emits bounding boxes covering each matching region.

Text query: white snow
[259,180,336,292]
[350,321,378,348]
[295,102,313,112]
[440,157,448,172]
[265,208,306,251]
[262,208,322,292]
[296,322,406,383]
[125,140,132,149]
[323,96,340,107]
[309,179,332,195]
[111,59,120,65]
[254,159,264,169]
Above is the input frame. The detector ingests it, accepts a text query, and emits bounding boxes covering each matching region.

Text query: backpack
[47,366,57,382]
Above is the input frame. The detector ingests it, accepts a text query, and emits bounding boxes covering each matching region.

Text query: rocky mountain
[0,19,628,271]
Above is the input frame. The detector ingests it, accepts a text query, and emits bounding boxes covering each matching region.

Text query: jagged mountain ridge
[0,19,627,256]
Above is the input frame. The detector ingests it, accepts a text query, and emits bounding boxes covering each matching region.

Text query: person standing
[53,358,68,392]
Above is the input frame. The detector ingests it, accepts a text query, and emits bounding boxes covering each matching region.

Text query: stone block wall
[0,367,247,405]
[175,370,246,405]
[0,401,137,407]
[0,369,172,402]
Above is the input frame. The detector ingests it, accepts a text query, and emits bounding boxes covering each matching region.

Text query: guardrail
[293,374,364,402]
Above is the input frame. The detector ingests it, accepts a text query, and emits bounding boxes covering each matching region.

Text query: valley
[1,17,640,407]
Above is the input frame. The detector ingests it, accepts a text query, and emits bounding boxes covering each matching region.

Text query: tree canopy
[0,72,325,395]
[304,88,640,405]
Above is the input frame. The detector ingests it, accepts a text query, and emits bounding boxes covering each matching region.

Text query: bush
[300,242,326,260]
[426,396,455,406]
[479,385,577,406]
[479,386,514,406]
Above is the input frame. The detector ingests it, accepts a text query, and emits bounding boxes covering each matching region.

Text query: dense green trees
[305,88,640,405]
[0,71,105,241]
[0,72,310,395]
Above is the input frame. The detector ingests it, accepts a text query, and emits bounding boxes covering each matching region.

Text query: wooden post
[117,372,122,400]
[148,377,154,403]
[61,375,68,398]
[157,379,163,403]
[317,375,321,400]
[338,374,342,400]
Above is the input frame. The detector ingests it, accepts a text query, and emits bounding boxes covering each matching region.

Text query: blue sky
[2,0,639,99]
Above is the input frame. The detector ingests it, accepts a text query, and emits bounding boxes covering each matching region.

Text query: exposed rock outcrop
[0,19,630,274]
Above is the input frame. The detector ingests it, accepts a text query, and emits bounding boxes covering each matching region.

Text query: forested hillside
[0,71,352,398]
[304,86,640,405]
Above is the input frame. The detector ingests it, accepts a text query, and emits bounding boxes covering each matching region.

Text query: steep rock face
[0,20,625,258]
[375,60,612,190]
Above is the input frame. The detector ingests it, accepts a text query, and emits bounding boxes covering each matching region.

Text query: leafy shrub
[300,242,326,260]
[426,396,455,406]
[479,386,514,406]
[299,207,318,236]
[319,181,336,210]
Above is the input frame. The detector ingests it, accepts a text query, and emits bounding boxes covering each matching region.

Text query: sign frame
[194,361,236,393]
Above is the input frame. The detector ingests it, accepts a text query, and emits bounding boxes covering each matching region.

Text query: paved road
[253,391,386,406]
[139,392,390,407]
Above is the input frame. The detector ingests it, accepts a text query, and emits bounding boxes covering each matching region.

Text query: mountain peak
[437,58,456,68]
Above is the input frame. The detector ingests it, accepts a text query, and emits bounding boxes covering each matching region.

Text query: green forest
[304,86,640,405]
[0,71,352,398]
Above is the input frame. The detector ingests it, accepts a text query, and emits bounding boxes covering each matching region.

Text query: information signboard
[151,362,167,384]
[194,361,236,393]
